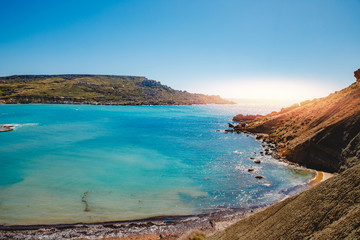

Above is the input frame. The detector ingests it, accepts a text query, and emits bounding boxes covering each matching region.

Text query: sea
[0,104,313,225]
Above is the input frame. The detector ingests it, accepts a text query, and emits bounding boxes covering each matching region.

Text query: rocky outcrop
[208,164,360,240]
[232,114,262,122]
[355,69,360,82]
[0,125,14,132]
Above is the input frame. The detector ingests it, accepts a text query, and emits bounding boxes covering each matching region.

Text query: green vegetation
[0,74,234,105]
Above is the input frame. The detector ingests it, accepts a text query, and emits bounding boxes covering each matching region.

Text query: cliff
[237,79,360,172]
[208,70,360,239]
[0,74,234,105]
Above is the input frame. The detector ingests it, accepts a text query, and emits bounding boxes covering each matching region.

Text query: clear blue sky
[1,0,359,100]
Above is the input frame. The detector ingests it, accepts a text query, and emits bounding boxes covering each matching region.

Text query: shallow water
[0,104,313,225]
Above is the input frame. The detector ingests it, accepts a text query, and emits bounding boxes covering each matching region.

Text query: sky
[0,0,359,101]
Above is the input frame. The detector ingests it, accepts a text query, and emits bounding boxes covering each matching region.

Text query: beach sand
[310,170,335,186]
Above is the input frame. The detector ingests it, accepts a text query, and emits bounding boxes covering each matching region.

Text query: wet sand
[310,170,335,186]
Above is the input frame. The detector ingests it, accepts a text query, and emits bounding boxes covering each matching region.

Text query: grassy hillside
[208,71,360,239]
[0,75,234,105]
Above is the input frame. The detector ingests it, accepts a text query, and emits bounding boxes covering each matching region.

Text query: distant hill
[0,74,234,105]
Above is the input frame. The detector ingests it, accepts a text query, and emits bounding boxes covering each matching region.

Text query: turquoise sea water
[0,104,313,225]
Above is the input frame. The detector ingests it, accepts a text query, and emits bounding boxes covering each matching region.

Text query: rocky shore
[0,125,14,132]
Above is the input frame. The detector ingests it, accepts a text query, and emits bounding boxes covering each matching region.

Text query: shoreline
[309,170,335,186]
[0,207,266,239]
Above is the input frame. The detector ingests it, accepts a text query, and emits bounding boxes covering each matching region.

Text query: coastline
[0,207,265,239]
[309,170,335,186]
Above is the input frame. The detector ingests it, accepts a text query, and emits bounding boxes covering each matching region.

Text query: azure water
[0,104,313,225]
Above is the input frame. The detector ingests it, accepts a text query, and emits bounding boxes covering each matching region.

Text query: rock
[254,160,261,164]
[228,123,235,128]
[248,169,254,172]
[233,114,263,122]
[0,125,14,132]
[216,130,221,132]
[355,68,360,82]
[250,157,255,160]
[255,175,263,179]
[234,124,242,130]
[225,129,234,133]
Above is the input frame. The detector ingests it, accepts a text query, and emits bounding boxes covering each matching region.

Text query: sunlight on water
[0,104,313,225]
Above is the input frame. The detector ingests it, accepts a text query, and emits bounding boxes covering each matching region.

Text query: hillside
[234,74,360,172]
[208,70,360,239]
[0,75,234,105]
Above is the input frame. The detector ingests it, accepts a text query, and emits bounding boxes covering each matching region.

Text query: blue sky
[0,0,359,100]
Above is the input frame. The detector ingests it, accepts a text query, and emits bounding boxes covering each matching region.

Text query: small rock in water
[247,168,254,172]
[255,175,263,179]
[254,160,261,164]
[216,130,221,132]
[250,157,255,160]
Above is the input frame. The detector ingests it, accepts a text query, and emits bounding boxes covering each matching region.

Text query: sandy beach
[310,170,335,186]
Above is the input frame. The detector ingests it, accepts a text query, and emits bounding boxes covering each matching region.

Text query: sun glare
[199,78,337,103]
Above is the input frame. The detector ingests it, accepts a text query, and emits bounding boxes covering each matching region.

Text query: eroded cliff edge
[209,70,360,240]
